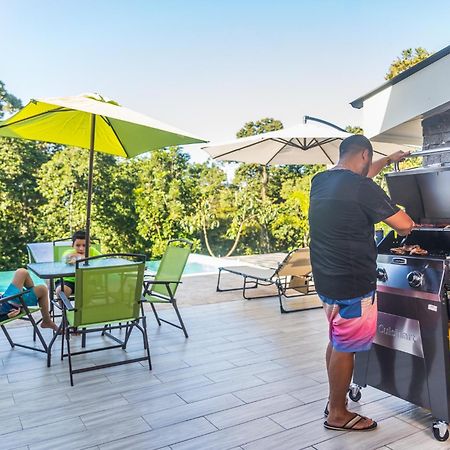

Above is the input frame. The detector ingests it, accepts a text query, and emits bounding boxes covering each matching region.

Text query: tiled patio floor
[0,271,446,449]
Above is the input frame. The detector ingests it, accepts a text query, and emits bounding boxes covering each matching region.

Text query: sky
[2,0,449,164]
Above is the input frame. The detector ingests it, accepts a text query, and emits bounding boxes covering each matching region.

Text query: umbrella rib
[271,138,304,150]
[265,139,295,165]
[101,116,129,157]
[314,139,335,164]
[306,137,340,148]
[295,138,307,150]
[212,138,276,160]
[0,107,67,129]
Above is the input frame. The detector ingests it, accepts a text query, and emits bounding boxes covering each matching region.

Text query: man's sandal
[324,398,349,418]
[324,414,377,431]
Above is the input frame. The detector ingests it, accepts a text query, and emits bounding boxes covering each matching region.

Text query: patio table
[27,257,136,362]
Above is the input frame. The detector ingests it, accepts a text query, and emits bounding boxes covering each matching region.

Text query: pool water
[0,259,219,292]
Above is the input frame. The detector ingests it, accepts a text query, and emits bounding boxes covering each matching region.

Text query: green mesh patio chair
[143,239,192,338]
[0,289,48,354]
[26,242,53,263]
[52,238,101,347]
[55,253,150,386]
[52,237,101,263]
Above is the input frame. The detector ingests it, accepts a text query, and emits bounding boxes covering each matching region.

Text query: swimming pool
[0,254,236,292]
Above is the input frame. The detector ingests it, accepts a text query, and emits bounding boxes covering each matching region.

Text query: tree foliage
[0,81,22,119]
[0,137,50,268]
[385,47,432,80]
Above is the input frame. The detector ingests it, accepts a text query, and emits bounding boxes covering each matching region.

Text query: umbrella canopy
[0,93,205,156]
[0,93,207,258]
[202,120,409,165]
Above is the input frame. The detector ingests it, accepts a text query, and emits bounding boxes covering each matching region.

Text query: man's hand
[388,150,410,163]
[368,150,411,178]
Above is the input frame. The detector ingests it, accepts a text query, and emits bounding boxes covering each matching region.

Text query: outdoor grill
[353,163,450,441]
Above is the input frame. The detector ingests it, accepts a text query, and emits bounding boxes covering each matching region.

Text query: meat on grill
[409,247,428,256]
[390,244,428,256]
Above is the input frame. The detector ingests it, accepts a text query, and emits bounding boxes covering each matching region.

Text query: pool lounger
[216,248,318,313]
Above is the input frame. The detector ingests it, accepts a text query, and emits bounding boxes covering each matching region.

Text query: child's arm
[64,251,79,265]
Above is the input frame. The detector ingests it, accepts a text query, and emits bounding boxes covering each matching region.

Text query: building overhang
[350,45,450,146]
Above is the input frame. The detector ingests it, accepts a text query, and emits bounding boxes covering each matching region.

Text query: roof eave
[350,44,450,109]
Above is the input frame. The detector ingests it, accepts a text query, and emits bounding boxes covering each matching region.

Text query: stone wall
[422,109,450,165]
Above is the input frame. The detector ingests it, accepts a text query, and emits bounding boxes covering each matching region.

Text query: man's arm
[367,150,410,178]
[383,210,415,236]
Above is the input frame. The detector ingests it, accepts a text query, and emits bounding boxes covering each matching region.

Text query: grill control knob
[376,268,388,282]
[407,271,424,288]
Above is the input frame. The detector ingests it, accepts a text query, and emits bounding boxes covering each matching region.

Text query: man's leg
[326,341,332,374]
[326,346,375,429]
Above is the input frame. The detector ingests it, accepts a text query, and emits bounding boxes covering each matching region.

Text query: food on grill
[410,247,428,256]
[403,245,419,252]
[390,244,428,256]
[390,247,408,255]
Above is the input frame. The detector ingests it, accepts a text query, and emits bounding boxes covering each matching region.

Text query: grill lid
[385,164,450,225]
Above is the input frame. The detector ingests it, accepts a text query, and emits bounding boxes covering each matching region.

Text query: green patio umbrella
[0,93,207,258]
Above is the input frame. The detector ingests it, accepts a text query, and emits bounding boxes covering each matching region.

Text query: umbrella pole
[84,114,96,264]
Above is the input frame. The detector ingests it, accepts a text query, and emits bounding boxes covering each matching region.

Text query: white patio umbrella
[202,118,411,165]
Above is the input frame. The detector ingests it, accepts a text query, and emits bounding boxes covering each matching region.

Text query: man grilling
[309,135,414,432]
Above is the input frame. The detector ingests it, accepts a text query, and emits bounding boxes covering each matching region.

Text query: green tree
[0,80,22,119]
[133,147,201,257]
[385,47,432,80]
[235,117,284,252]
[0,138,50,269]
[36,147,127,252]
[345,125,363,134]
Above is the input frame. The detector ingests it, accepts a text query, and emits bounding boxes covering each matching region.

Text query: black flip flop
[324,414,377,431]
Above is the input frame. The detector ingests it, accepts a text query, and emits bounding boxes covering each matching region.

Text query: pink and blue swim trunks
[319,290,377,353]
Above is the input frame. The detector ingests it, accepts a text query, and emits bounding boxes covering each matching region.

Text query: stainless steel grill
[353,164,450,442]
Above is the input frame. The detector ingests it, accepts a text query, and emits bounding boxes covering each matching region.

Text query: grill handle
[392,257,407,265]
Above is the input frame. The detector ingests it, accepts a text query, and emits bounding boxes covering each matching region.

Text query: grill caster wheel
[432,421,449,441]
[348,384,362,402]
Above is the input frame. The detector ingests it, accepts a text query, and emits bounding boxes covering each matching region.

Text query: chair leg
[60,322,65,361]
[122,323,134,350]
[136,317,152,370]
[81,328,87,348]
[172,301,188,338]
[27,310,48,352]
[216,268,223,292]
[66,327,74,386]
[1,325,14,348]
[47,322,63,367]
[150,302,161,326]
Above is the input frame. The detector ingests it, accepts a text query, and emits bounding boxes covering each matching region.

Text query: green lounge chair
[143,239,192,338]
[55,253,151,386]
[0,289,48,354]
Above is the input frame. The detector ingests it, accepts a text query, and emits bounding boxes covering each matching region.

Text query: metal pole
[303,115,348,133]
[84,113,96,263]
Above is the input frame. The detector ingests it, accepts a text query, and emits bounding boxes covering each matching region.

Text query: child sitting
[0,268,58,331]
[55,230,101,299]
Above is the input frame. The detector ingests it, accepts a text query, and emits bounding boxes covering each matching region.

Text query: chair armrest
[0,288,33,304]
[143,280,182,286]
[59,292,74,311]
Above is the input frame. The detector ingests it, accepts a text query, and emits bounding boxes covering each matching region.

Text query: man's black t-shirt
[309,169,399,299]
